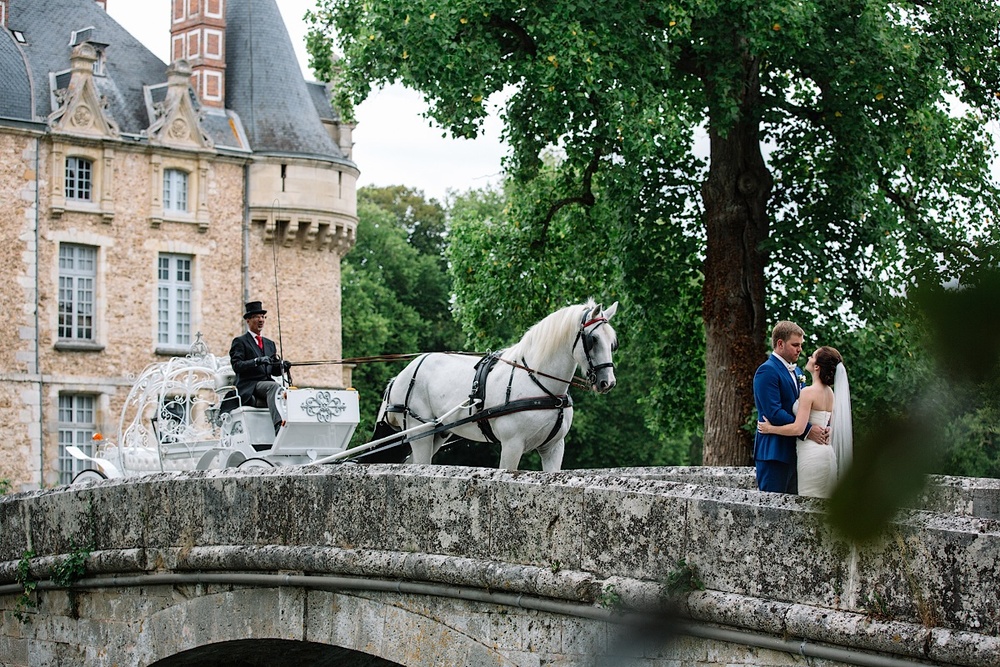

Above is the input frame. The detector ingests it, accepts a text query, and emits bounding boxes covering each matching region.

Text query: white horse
[375,300,619,471]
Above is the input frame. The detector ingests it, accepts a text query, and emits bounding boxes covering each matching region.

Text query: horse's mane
[503,300,598,363]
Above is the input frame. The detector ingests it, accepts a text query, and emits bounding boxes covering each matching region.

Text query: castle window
[65,156,93,201]
[58,244,96,341]
[163,169,189,212]
[57,394,96,485]
[158,254,193,347]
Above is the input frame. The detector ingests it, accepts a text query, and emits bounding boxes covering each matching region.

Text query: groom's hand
[806,426,829,445]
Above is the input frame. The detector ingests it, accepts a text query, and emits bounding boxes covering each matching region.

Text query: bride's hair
[814,346,843,386]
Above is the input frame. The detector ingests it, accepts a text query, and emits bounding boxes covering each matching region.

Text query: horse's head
[573,301,619,393]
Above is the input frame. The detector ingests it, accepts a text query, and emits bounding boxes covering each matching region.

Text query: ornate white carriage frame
[68,335,360,481]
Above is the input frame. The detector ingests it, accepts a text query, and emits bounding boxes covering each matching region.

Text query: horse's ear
[603,301,619,320]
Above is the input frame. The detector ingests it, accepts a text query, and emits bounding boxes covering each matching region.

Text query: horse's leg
[536,438,565,473]
[409,436,434,465]
[431,432,450,460]
[498,439,526,471]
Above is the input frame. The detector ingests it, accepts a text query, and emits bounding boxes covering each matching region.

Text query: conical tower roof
[225,0,348,163]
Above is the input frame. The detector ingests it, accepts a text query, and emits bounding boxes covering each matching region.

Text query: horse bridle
[573,310,616,387]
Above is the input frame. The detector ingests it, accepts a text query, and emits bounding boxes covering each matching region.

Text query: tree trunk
[700,53,771,467]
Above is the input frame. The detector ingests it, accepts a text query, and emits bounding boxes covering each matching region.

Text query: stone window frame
[50,140,115,222]
[157,252,194,350]
[50,230,112,352]
[56,243,97,343]
[150,153,209,230]
[64,156,93,201]
[56,393,97,485]
[151,240,205,357]
[163,168,189,213]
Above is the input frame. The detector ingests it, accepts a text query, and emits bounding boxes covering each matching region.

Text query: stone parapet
[1,466,998,665]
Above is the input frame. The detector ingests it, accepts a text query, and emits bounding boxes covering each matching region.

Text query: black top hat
[243,301,267,319]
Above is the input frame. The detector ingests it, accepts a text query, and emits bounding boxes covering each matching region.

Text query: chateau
[0,0,358,490]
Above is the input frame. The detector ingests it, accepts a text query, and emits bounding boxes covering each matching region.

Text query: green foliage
[341,187,466,449]
[51,542,91,589]
[311,0,1000,466]
[662,558,706,598]
[863,587,893,622]
[598,583,623,610]
[0,477,11,495]
[12,543,92,624]
[13,550,37,623]
[448,181,685,468]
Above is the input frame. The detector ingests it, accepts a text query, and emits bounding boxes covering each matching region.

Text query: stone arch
[148,639,401,666]
[131,586,524,667]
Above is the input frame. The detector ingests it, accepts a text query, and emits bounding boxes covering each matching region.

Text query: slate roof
[6,0,166,133]
[225,0,347,161]
[0,27,33,120]
[1,0,347,162]
[306,81,340,123]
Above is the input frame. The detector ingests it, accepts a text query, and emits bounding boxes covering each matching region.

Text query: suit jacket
[229,331,277,407]
[752,354,801,464]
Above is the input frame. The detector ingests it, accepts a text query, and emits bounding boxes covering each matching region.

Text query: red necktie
[256,334,263,350]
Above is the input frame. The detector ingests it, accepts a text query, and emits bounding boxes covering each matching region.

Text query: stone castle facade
[0,0,358,490]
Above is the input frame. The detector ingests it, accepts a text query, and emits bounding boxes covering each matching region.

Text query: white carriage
[68,336,359,481]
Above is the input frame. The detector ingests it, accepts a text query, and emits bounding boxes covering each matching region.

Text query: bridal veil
[831,363,853,479]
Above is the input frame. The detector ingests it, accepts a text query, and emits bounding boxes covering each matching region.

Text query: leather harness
[378,307,613,454]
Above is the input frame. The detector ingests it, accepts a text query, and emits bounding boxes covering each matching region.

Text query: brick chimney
[94,0,107,10]
[170,0,226,108]
[0,0,8,28]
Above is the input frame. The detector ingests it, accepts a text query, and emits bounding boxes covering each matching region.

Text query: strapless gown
[794,406,837,499]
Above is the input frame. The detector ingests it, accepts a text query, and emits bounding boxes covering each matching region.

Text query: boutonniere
[796,370,806,388]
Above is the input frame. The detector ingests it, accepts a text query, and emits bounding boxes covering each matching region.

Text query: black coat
[229,331,278,407]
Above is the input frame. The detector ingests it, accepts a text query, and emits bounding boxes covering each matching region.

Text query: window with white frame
[65,156,93,201]
[58,394,96,485]
[163,169,189,213]
[158,254,192,347]
[58,244,96,341]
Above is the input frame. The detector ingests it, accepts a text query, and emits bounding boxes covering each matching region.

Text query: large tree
[341,187,464,446]
[309,1,1000,464]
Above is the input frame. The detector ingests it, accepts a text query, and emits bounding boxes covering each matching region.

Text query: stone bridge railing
[1,465,998,666]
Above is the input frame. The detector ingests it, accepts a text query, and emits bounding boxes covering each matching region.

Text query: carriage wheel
[72,469,108,484]
[237,458,275,470]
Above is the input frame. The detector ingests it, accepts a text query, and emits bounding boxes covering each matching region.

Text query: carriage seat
[226,405,276,449]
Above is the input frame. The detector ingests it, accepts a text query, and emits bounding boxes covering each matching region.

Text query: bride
[758,346,853,498]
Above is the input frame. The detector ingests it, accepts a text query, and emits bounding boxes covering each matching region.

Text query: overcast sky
[106,0,507,202]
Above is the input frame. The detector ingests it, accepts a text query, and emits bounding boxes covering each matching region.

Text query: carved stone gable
[146,60,215,150]
[48,43,121,139]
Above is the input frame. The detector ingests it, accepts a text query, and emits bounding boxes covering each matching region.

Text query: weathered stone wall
[1,466,997,666]
[0,130,41,488]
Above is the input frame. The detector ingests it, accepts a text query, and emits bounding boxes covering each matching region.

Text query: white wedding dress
[792,401,837,499]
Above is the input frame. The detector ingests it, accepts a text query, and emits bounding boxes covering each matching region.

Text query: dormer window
[68,28,107,75]
[12,30,26,44]
[92,48,106,75]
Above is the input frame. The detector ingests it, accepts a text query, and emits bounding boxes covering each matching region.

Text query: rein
[288,352,479,367]
[495,356,592,391]
[291,308,614,390]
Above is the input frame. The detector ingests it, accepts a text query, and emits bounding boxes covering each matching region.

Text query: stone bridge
[1,466,998,667]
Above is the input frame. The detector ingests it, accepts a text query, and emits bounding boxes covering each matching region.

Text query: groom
[753,321,829,493]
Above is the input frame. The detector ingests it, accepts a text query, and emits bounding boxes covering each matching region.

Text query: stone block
[489,473,586,570]
[378,465,492,558]
[582,478,692,581]
[685,487,849,608]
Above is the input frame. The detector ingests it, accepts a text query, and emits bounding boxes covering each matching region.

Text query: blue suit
[753,354,801,493]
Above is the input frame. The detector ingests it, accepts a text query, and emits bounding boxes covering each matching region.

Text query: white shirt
[772,352,798,385]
